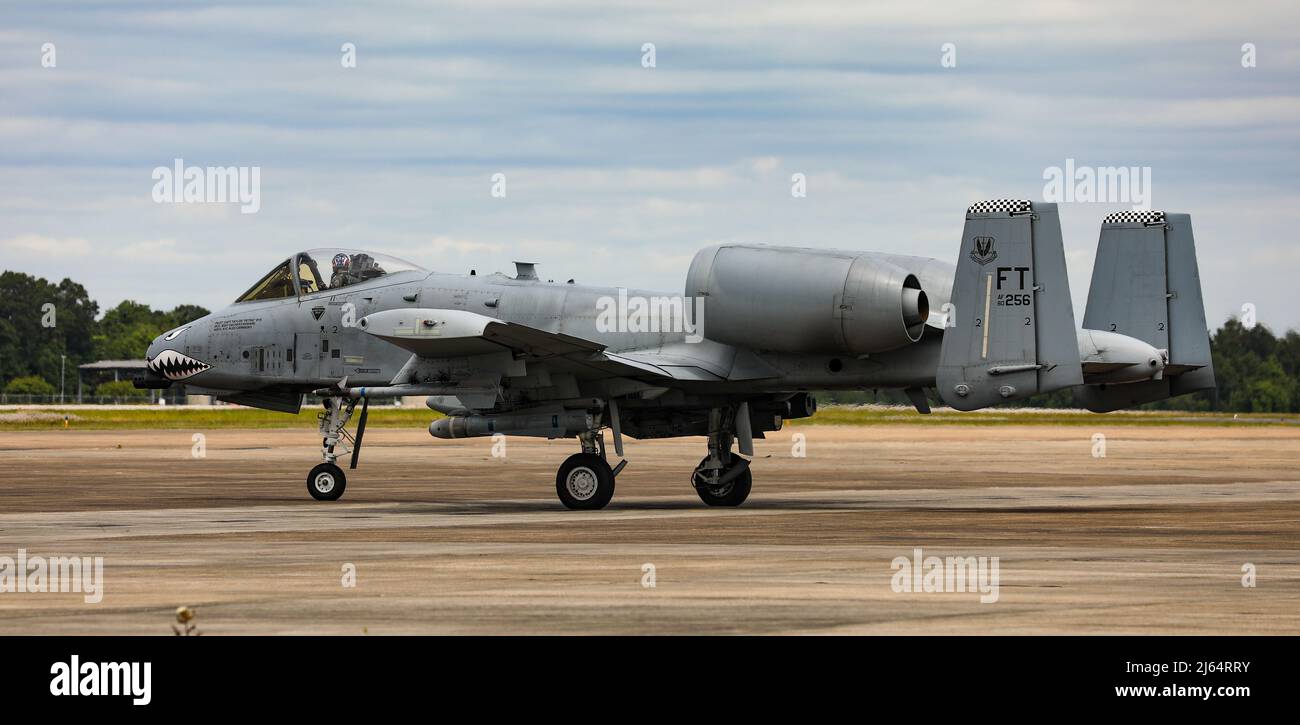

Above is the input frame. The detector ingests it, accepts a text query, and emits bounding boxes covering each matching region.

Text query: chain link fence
[0,393,190,406]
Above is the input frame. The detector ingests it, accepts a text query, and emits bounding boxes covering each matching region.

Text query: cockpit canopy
[235,248,426,303]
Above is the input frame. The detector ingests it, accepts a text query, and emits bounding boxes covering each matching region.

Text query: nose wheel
[308,462,346,501]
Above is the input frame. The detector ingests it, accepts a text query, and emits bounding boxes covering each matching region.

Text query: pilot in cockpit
[328,252,387,290]
[238,250,415,303]
[328,253,355,288]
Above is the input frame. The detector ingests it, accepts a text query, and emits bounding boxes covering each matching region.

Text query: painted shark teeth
[147,349,211,381]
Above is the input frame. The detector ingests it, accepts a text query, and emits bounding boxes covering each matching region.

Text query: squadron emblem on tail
[970,236,997,265]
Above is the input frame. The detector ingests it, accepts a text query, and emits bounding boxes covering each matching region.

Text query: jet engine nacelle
[684,244,929,355]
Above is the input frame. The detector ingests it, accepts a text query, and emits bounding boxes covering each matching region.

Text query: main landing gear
[690,406,753,507]
[306,396,370,501]
[553,403,755,509]
[556,429,625,510]
[693,456,752,506]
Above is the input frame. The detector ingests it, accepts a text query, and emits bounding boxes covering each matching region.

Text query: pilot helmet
[331,253,351,271]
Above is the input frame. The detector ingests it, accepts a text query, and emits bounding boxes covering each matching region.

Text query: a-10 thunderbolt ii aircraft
[138,200,1215,509]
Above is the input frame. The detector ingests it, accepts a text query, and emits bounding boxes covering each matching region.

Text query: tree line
[0,271,208,397]
[2,269,1297,411]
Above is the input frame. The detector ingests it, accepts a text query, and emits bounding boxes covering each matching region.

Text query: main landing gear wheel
[307,462,347,501]
[693,456,752,507]
[556,453,615,510]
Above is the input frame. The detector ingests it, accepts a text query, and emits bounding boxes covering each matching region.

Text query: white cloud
[111,238,203,263]
[0,234,92,256]
[425,235,504,255]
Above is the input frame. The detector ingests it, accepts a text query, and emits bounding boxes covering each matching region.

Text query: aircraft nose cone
[145,334,170,363]
[145,323,211,381]
[157,323,192,347]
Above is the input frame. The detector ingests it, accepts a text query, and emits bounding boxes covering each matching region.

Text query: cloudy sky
[3,0,1298,331]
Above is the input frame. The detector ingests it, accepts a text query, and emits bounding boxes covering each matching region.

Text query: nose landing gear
[305,396,364,501]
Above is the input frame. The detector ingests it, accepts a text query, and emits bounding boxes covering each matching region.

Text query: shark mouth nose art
[148,349,212,380]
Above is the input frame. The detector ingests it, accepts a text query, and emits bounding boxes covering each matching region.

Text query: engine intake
[685,244,929,354]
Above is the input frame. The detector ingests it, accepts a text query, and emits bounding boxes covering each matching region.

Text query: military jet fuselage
[141,201,1215,509]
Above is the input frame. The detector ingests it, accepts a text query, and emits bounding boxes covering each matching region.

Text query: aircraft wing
[358,308,688,383]
[358,308,779,384]
[359,308,603,359]
[602,340,783,382]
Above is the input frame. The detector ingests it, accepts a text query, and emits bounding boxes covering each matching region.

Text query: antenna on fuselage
[513,261,538,281]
